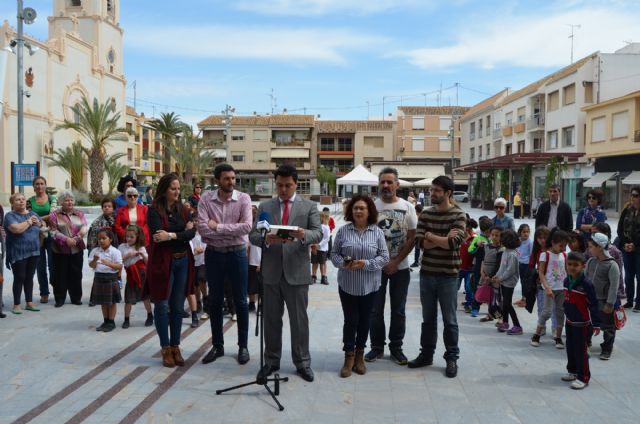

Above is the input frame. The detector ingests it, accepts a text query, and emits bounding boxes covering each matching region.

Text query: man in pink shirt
[198,164,253,366]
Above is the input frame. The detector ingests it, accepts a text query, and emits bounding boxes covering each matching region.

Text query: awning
[337,164,378,186]
[413,178,433,186]
[623,171,640,185]
[455,152,583,172]
[270,149,310,159]
[398,179,413,187]
[583,172,617,187]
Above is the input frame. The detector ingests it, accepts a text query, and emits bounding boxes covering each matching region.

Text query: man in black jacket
[535,184,573,231]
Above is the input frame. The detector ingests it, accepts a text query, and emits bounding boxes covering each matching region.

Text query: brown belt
[206,244,246,253]
[173,251,188,259]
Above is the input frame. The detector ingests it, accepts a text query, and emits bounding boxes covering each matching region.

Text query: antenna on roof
[567,24,581,64]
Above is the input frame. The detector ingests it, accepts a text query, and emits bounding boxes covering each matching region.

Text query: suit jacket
[535,200,573,232]
[249,195,322,286]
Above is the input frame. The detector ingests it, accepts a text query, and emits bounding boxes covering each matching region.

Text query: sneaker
[571,380,588,390]
[555,338,565,349]
[479,315,494,322]
[530,334,541,347]
[507,326,523,335]
[248,302,256,312]
[445,359,458,378]
[464,305,471,313]
[470,309,479,318]
[599,351,611,360]
[561,373,577,382]
[410,262,419,268]
[231,314,237,321]
[497,322,509,333]
[364,348,384,362]
[200,312,209,321]
[407,352,433,369]
[191,318,199,328]
[144,314,154,327]
[389,348,408,365]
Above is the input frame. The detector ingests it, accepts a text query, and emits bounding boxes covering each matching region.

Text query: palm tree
[147,112,184,174]
[55,97,128,200]
[104,153,128,195]
[46,141,87,191]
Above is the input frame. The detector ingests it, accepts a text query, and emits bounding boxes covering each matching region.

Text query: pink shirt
[197,189,252,248]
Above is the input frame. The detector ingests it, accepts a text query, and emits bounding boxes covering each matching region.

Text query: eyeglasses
[127,194,138,198]
[587,195,595,200]
[494,205,505,210]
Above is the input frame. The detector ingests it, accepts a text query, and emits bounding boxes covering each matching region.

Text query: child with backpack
[469,216,492,318]
[478,226,504,323]
[561,251,600,390]
[459,215,477,313]
[529,226,555,334]
[531,230,570,348]
[492,229,523,335]
[585,232,620,360]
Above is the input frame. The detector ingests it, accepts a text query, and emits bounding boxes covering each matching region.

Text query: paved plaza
[0,205,638,424]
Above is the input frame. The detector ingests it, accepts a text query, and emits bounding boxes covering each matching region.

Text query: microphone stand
[216,227,288,411]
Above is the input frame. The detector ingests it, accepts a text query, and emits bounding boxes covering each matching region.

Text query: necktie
[282,199,289,225]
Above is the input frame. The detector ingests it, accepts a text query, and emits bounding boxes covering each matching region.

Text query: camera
[24,90,31,98]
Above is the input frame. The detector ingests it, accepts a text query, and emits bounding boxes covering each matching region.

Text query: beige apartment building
[583,90,640,211]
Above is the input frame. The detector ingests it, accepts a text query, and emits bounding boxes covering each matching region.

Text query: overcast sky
[2,0,640,127]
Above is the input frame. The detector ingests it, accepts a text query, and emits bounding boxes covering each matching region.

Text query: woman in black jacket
[617,186,640,311]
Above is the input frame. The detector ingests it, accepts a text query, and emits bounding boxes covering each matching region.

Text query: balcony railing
[514,122,526,133]
[502,126,513,137]
[271,139,311,147]
[493,128,502,140]
[526,115,545,130]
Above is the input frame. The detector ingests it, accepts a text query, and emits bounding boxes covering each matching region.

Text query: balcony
[514,122,526,133]
[526,115,545,130]
[203,138,226,148]
[271,139,311,148]
[502,126,513,137]
[635,129,640,143]
[493,128,502,140]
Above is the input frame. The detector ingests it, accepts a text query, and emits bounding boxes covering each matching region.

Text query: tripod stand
[215,232,288,411]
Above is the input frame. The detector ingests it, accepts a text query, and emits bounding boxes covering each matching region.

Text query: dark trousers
[36,237,53,296]
[340,288,377,352]
[413,241,421,264]
[500,286,520,327]
[518,263,529,298]
[565,324,591,384]
[52,252,84,304]
[419,273,459,360]
[622,251,640,305]
[154,256,188,347]
[369,268,410,350]
[12,256,39,305]
[205,248,249,348]
[598,302,616,353]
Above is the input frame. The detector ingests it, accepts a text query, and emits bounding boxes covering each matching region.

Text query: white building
[0,0,126,202]
[458,45,640,212]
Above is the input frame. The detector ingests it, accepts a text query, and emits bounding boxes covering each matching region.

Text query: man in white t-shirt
[365,167,417,366]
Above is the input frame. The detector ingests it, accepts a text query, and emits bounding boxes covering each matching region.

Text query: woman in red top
[460,215,477,312]
[115,187,150,246]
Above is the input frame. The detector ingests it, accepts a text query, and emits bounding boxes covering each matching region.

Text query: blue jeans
[622,250,640,305]
[419,273,459,360]
[154,256,188,347]
[458,270,472,308]
[37,237,54,296]
[206,248,249,348]
[369,268,410,349]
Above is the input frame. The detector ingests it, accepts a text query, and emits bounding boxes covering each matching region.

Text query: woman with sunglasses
[491,197,514,231]
[114,176,142,212]
[115,187,150,246]
[576,189,606,246]
[617,186,640,312]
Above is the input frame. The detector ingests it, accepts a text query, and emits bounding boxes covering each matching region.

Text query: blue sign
[13,164,38,187]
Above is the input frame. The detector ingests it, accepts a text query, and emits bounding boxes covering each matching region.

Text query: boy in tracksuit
[562,251,600,390]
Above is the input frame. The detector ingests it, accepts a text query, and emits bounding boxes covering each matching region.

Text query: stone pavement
[0,205,637,424]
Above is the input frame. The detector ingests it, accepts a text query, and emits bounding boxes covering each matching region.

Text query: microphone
[256,211,271,237]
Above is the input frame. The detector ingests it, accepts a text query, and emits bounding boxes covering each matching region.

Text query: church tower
[49,0,123,76]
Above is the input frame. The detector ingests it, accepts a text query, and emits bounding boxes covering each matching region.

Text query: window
[486,143,491,157]
[517,140,525,153]
[231,130,245,141]
[562,126,575,147]
[412,116,424,130]
[320,137,335,151]
[478,119,483,138]
[412,136,424,151]
[505,144,512,155]
[363,136,384,148]
[470,147,475,161]
[478,145,483,159]
[591,116,606,142]
[563,83,576,105]
[231,152,245,162]
[505,112,513,126]
[338,137,352,151]
[297,179,310,194]
[70,0,81,6]
[548,90,559,111]
[438,117,451,131]
[73,103,81,124]
[584,82,593,103]
[106,0,113,12]
[253,130,268,141]
[470,122,476,141]
[439,137,451,152]
[143,129,149,140]
[533,137,543,152]
[486,115,491,136]
[127,148,133,161]
[517,107,526,122]
[126,123,133,133]
[547,130,558,149]
[253,151,267,162]
[612,111,629,138]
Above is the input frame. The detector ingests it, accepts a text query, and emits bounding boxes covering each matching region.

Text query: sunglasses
[494,205,505,210]
[127,194,139,198]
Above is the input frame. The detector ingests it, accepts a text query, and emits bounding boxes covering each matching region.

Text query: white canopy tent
[336,164,378,186]
[413,178,434,186]
[398,179,413,187]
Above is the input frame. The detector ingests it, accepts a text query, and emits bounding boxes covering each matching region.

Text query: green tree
[521,164,532,205]
[316,166,337,195]
[46,141,87,191]
[55,97,128,200]
[104,153,128,196]
[473,171,482,200]
[147,112,184,174]
[498,169,510,199]
[545,156,568,193]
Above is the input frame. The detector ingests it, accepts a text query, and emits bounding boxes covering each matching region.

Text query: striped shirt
[416,204,466,276]
[196,189,252,248]
[330,223,389,296]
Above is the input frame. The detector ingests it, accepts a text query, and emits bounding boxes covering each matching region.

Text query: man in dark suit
[534,184,573,231]
[249,164,323,382]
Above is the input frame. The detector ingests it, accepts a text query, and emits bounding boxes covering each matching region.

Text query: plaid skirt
[90,272,121,305]
[124,265,146,305]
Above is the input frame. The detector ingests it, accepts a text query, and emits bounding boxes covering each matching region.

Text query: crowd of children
[459,216,625,390]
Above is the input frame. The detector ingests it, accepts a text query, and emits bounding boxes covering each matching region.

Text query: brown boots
[340,350,367,377]
[161,346,185,368]
[353,349,366,375]
[340,352,355,378]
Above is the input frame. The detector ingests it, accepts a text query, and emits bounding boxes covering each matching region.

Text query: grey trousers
[538,289,565,329]
[263,276,311,369]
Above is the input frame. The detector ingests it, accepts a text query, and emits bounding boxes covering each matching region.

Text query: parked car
[453,191,469,203]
